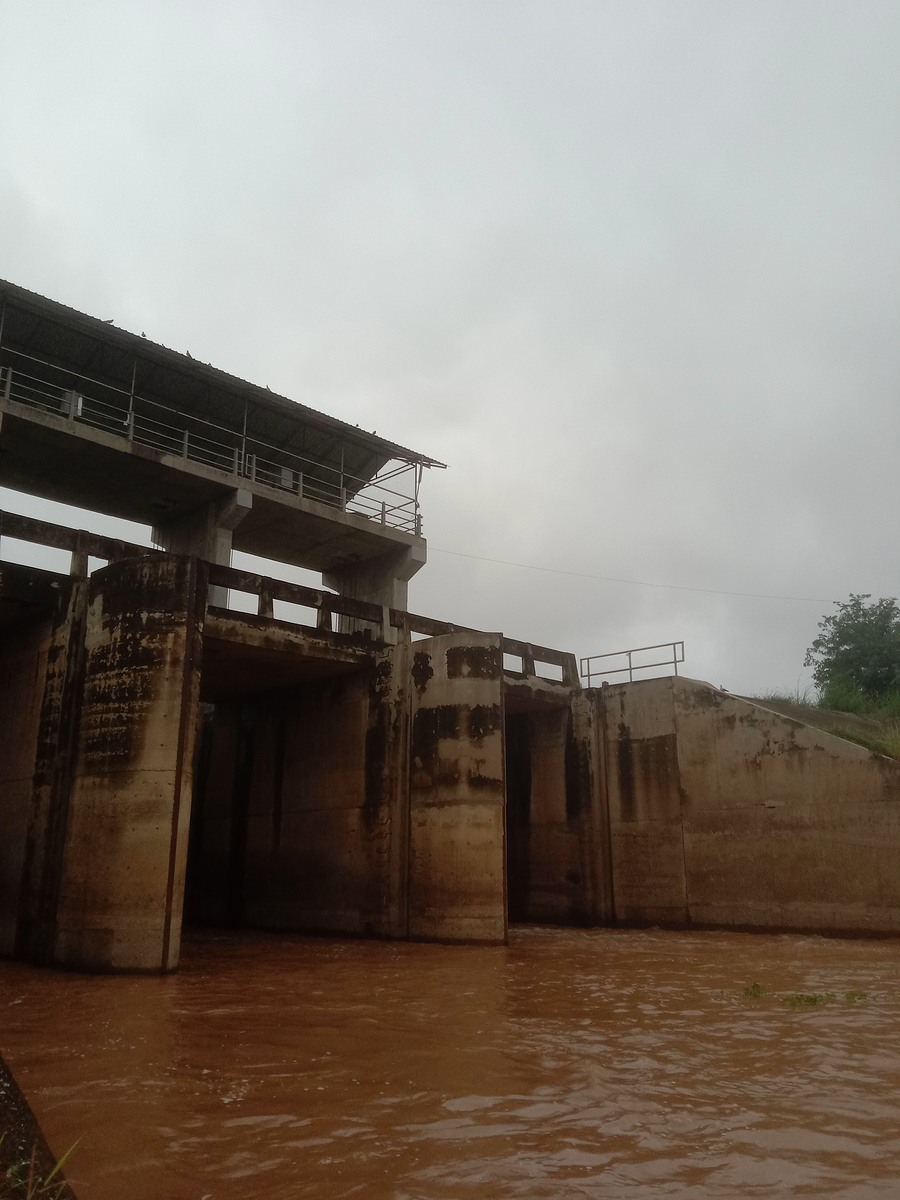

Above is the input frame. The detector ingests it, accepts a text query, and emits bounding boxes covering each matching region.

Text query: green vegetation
[0,1138,76,1200]
[749,684,900,760]
[741,987,870,1007]
[783,992,835,1008]
[828,726,900,758]
[805,594,900,702]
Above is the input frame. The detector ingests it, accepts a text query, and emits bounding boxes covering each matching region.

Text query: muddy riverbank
[0,1053,76,1199]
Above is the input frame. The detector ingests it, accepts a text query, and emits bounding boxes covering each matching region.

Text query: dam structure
[2,280,900,975]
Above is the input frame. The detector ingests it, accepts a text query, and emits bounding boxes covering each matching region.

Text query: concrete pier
[3,523,900,973]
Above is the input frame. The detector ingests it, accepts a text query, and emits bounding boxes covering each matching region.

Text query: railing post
[341,487,347,511]
[232,447,240,476]
[297,471,303,499]
[258,587,274,619]
[181,430,189,458]
[1,367,10,402]
[380,500,386,525]
[70,532,89,577]
[126,410,135,441]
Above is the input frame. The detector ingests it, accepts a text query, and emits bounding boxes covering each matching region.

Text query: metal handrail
[0,354,422,534]
[580,641,685,687]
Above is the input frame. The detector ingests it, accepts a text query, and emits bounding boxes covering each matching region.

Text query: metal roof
[0,279,446,482]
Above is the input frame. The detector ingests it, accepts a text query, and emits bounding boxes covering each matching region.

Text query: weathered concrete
[186,632,510,944]
[153,488,252,605]
[0,616,51,955]
[601,676,900,934]
[15,575,90,966]
[6,503,900,974]
[51,555,205,970]
[324,542,427,624]
[407,632,507,942]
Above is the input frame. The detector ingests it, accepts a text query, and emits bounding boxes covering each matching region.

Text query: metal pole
[127,358,136,440]
[241,400,248,474]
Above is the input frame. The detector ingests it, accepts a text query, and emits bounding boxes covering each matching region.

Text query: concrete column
[323,542,426,618]
[0,615,54,955]
[15,576,89,966]
[153,489,252,606]
[52,555,206,972]
[368,641,413,938]
[407,631,507,942]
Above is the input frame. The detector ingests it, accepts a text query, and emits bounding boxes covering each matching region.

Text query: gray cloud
[2,0,898,694]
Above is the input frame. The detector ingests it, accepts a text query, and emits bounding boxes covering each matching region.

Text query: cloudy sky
[1,0,898,695]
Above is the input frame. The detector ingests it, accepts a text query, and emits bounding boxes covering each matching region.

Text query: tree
[805,594,900,701]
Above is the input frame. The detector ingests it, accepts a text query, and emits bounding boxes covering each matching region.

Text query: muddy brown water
[2,927,900,1199]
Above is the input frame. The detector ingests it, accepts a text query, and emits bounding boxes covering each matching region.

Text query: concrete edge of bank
[0,1053,77,1198]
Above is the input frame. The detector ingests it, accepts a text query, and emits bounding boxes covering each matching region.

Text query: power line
[432,547,830,604]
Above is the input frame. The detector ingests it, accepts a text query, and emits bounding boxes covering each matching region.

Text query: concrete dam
[2,278,900,974]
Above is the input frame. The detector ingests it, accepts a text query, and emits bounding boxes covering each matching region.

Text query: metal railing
[580,641,685,687]
[0,353,422,534]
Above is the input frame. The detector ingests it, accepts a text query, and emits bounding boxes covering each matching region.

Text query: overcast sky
[2,0,898,695]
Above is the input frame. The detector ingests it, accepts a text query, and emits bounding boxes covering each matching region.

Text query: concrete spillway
[3,536,900,974]
[2,281,899,974]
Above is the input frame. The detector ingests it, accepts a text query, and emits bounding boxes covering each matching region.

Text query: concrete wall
[52,556,205,971]
[186,633,508,944]
[0,617,51,954]
[601,676,900,934]
[408,632,506,941]
[15,577,89,966]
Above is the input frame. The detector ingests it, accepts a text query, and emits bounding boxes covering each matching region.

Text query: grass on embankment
[0,1057,77,1200]
[746,686,900,760]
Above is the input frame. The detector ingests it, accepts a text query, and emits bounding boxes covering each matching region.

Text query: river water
[2,927,900,1199]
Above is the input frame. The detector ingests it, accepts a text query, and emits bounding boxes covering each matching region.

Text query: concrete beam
[153,489,252,606]
[323,542,426,618]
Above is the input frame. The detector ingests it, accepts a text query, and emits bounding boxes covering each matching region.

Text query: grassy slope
[743,696,900,759]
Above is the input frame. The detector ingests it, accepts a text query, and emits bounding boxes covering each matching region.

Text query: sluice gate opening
[503,681,601,930]
[185,664,379,938]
